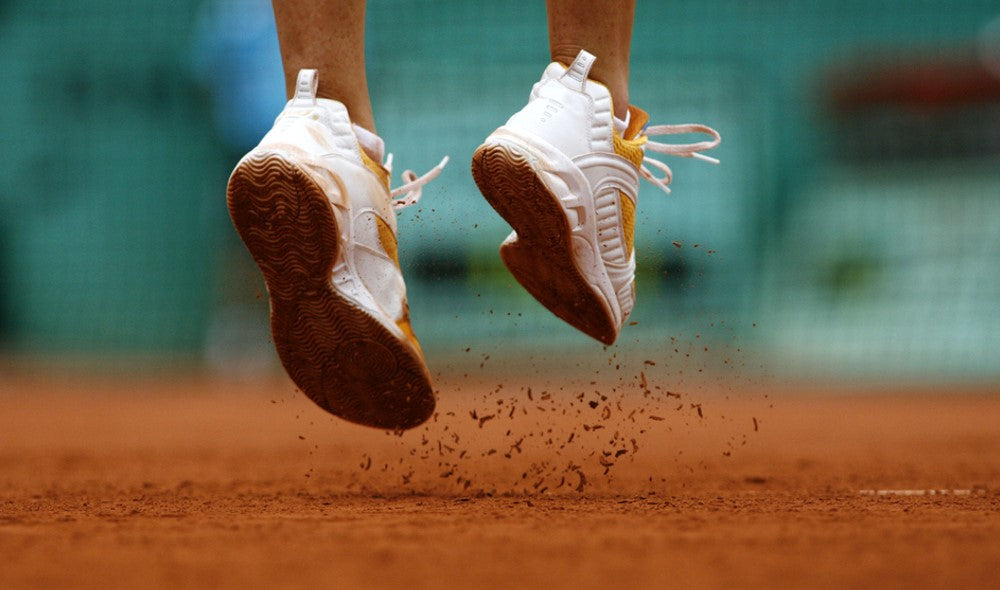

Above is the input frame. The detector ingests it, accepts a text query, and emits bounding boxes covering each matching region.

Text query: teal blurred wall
[1,0,997,380]
[0,0,228,353]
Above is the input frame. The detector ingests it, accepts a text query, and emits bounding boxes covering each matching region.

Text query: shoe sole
[472,143,617,344]
[227,152,435,430]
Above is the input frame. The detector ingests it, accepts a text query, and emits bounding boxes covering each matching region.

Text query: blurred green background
[0,0,997,383]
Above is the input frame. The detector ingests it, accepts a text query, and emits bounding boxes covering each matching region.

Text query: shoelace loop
[386,155,450,210]
[639,124,721,194]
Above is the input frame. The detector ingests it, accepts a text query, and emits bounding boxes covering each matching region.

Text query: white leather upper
[495,51,639,327]
[506,60,616,158]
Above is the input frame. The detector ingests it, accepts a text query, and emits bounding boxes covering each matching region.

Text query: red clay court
[2,369,997,589]
[3,2,1000,589]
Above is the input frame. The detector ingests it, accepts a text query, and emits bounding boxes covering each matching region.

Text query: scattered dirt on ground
[0,371,997,589]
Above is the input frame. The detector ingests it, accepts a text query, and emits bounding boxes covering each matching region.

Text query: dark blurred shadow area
[0,0,997,386]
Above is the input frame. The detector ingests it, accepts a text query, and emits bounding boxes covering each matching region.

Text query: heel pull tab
[560,50,596,91]
[292,69,318,105]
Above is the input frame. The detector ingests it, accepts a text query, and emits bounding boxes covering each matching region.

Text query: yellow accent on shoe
[396,313,424,358]
[375,216,400,267]
[612,105,648,258]
[358,143,390,189]
[612,105,651,168]
[613,133,644,168]
[619,190,636,258]
[374,215,423,356]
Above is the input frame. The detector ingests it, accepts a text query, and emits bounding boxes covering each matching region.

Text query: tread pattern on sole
[472,143,617,344]
[227,153,434,430]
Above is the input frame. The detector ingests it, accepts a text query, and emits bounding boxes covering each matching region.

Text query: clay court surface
[1,368,997,589]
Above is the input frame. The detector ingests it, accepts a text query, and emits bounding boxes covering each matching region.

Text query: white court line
[858,489,980,496]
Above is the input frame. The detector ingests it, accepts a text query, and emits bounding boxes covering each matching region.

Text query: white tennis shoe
[227,69,447,429]
[472,50,721,344]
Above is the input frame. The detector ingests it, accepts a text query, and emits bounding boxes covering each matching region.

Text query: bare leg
[546,0,634,120]
[271,0,376,132]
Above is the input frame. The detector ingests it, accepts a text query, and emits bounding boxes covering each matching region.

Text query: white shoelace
[385,155,450,210]
[379,122,715,208]
[639,124,721,194]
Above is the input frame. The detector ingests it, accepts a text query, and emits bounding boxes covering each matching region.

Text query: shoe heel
[228,152,435,429]
[472,143,617,344]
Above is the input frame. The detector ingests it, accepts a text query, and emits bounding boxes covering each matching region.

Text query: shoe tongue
[352,123,385,163]
[623,105,650,139]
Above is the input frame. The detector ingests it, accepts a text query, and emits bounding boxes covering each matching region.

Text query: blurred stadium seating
[0,0,997,381]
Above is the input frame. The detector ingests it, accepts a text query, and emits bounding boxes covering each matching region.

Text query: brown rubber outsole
[227,152,435,430]
[471,143,617,345]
